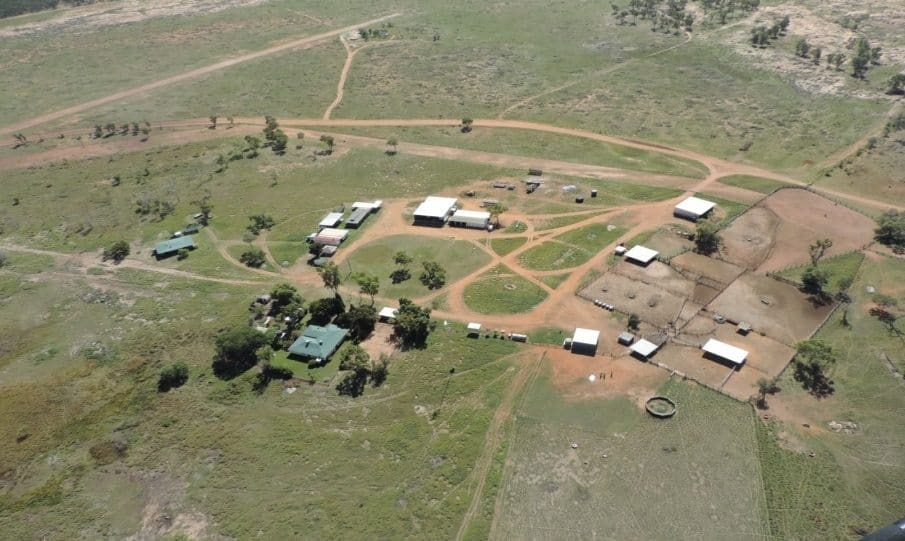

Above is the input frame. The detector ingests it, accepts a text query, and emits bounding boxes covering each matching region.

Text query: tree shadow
[793,362,834,398]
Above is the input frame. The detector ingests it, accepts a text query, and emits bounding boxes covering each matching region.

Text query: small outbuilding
[352,200,383,212]
[378,306,398,321]
[288,324,349,362]
[153,235,196,259]
[467,322,482,337]
[737,321,753,335]
[674,196,716,221]
[624,245,659,266]
[319,245,338,257]
[345,206,372,229]
[319,212,344,229]
[413,196,458,226]
[629,338,660,359]
[313,228,349,246]
[449,209,491,229]
[571,328,600,355]
[701,338,748,366]
[617,332,635,345]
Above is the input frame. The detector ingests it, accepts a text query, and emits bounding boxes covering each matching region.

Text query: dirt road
[0,13,401,137]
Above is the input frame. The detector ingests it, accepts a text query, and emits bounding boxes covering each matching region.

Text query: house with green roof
[288,324,349,362]
[153,235,196,259]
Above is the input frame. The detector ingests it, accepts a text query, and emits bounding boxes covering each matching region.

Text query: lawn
[505,221,528,233]
[494,370,767,539]
[488,236,528,256]
[527,326,569,346]
[757,253,905,539]
[538,273,569,289]
[776,251,865,293]
[533,213,593,232]
[518,223,625,271]
[718,174,792,194]
[343,235,491,299]
[463,265,548,314]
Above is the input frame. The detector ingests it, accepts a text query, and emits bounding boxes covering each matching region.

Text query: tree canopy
[793,339,837,397]
[694,220,721,255]
[419,260,447,290]
[318,261,342,293]
[874,210,905,249]
[158,362,189,392]
[393,298,433,348]
[212,327,268,379]
[103,240,130,263]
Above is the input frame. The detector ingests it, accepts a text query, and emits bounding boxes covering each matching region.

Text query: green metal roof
[288,324,349,360]
[154,235,196,255]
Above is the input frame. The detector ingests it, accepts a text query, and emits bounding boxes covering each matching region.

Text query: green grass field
[776,251,865,293]
[463,265,548,314]
[538,273,570,289]
[695,192,750,225]
[756,253,905,539]
[717,174,792,194]
[495,371,767,539]
[518,223,625,271]
[488,236,527,256]
[343,235,491,299]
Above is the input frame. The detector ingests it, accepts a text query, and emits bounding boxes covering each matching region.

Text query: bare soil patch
[359,322,396,360]
[580,271,688,327]
[719,206,780,270]
[643,228,694,258]
[706,273,834,346]
[654,344,735,391]
[671,251,744,286]
[544,346,666,405]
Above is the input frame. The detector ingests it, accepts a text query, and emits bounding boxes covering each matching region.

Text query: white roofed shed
[702,338,748,365]
[674,196,716,221]
[414,196,458,221]
[629,339,659,358]
[624,245,659,265]
[571,328,600,355]
[449,209,491,229]
[319,212,344,228]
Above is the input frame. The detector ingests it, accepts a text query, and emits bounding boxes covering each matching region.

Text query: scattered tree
[319,134,335,154]
[793,339,837,397]
[158,362,189,392]
[247,214,276,235]
[755,377,779,409]
[886,74,905,95]
[808,238,833,265]
[354,272,379,304]
[102,240,130,263]
[393,298,433,348]
[195,194,213,226]
[318,261,341,295]
[240,248,266,268]
[693,220,721,255]
[336,344,372,397]
[93,125,103,139]
[885,112,905,137]
[177,248,190,260]
[386,137,398,155]
[851,37,872,79]
[270,283,303,312]
[270,129,288,154]
[460,117,474,133]
[627,313,641,330]
[810,47,821,65]
[209,115,218,129]
[335,303,378,342]
[801,265,829,296]
[391,250,413,283]
[308,296,345,325]
[874,210,905,250]
[419,260,447,290]
[485,202,507,227]
[212,326,268,379]
[794,38,810,58]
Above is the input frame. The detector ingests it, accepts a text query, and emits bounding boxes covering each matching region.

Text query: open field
[463,265,548,315]
[0,0,903,538]
[494,373,767,540]
[343,235,491,300]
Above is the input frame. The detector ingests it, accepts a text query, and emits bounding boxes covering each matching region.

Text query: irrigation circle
[645,396,677,418]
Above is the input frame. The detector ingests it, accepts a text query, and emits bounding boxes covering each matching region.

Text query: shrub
[158,362,189,391]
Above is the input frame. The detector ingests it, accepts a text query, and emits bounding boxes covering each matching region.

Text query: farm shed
[413,196,457,226]
[467,322,482,336]
[701,338,748,366]
[674,196,716,221]
[449,209,491,229]
[345,207,372,228]
[319,212,344,229]
[352,200,383,211]
[288,324,349,362]
[313,228,349,246]
[571,328,600,355]
[624,245,659,266]
[481,198,500,208]
[153,236,196,259]
[320,245,337,257]
[618,332,635,345]
[629,339,660,359]
[378,307,398,321]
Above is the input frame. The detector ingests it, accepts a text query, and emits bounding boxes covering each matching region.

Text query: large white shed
[571,328,600,355]
[449,209,491,229]
[674,196,716,221]
[624,245,659,266]
[702,338,748,366]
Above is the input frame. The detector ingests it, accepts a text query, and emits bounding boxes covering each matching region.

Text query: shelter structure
[319,212,344,229]
[288,324,349,362]
[413,196,457,226]
[701,338,748,366]
[345,206,372,229]
[319,245,337,257]
[378,307,398,321]
[629,339,660,359]
[624,245,659,266]
[313,228,349,246]
[154,236,196,259]
[467,322,482,337]
[449,209,491,229]
[571,328,600,355]
[674,196,716,221]
[352,200,383,212]
[618,332,635,345]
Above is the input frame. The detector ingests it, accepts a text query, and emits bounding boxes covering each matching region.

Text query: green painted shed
[154,235,196,258]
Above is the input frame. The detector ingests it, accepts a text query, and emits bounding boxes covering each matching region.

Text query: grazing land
[0,0,903,539]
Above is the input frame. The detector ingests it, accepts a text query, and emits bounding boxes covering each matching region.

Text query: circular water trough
[645,396,677,418]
